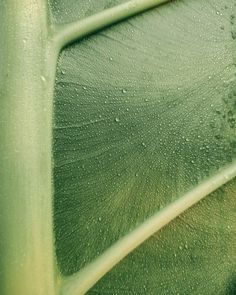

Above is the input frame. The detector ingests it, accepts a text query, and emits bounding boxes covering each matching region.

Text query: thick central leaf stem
[53,0,172,49]
[61,162,236,295]
[0,1,58,294]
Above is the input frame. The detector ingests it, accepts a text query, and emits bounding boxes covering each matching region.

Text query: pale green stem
[61,161,236,295]
[53,0,172,49]
[0,1,59,294]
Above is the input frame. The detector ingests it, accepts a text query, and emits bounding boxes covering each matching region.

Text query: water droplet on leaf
[41,76,46,82]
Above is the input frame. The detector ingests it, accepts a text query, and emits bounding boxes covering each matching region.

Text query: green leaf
[53,0,236,293]
[1,0,236,294]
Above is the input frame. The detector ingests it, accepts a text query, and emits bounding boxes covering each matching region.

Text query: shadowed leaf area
[53,0,236,293]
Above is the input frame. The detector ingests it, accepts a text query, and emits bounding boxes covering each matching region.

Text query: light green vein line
[53,0,172,49]
[61,161,236,295]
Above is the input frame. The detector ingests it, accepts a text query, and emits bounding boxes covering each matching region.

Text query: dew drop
[115,117,120,122]
[230,14,235,24]
[122,89,127,94]
[41,75,46,82]
[231,30,236,40]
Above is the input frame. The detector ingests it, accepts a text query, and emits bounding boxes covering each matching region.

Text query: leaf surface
[53,0,236,293]
[49,0,127,24]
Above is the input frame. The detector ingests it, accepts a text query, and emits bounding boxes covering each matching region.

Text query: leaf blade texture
[52,0,236,293]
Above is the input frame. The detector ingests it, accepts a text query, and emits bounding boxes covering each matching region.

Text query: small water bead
[114,117,120,122]
[61,69,66,75]
[122,89,127,94]
[230,14,235,24]
[231,30,236,40]
[41,75,46,82]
